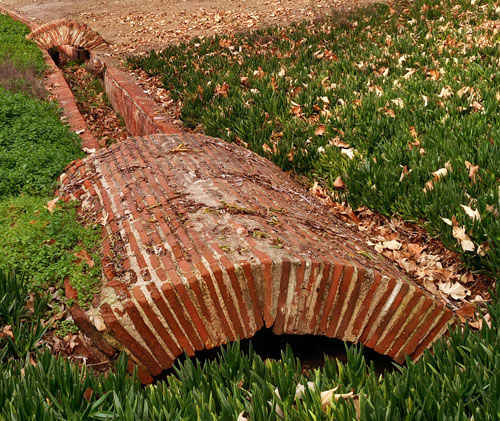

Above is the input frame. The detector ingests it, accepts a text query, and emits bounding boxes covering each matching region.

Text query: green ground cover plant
[129,0,500,279]
[0,14,101,306]
[0,87,84,199]
[0,279,498,419]
[0,196,102,304]
[0,12,44,73]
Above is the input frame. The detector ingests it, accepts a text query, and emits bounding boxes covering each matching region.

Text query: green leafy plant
[0,13,45,73]
[0,196,102,306]
[0,88,84,199]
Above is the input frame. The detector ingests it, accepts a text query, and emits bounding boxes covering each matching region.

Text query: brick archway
[59,133,454,378]
[27,19,107,51]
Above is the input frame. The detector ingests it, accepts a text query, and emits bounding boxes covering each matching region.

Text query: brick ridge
[59,133,456,378]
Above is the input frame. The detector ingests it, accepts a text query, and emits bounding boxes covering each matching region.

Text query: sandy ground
[1,0,369,56]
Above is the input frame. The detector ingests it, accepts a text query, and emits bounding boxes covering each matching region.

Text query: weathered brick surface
[27,19,107,51]
[59,133,455,377]
[2,4,455,378]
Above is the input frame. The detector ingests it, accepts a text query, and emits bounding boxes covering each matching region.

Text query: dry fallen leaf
[74,250,95,268]
[237,411,248,421]
[428,69,440,80]
[431,167,448,181]
[262,143,273,154]
[383,239,402,250]
[214,82,230,97]
[329,137,350,148]
[391,98,404,108]
[44,197,60,213]
[456,302,476,323]
[438,281,470,300]
[315,124,326,136]
[320,387,360,418]
[465,161,480,184]
[452,224,475,252]
[295,382,316,399]
[333,176,345,189]
[460,204,481,221]
[0,325,14,339]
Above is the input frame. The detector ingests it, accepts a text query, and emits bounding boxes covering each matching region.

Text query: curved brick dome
[27,19,107,50]
[59,133,454,377]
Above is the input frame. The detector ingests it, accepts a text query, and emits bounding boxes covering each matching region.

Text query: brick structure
[59,133,454,377]
[2,5,455,378]
[27,19,107,51]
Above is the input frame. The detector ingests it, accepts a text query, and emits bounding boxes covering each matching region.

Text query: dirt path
[1,0,369,56]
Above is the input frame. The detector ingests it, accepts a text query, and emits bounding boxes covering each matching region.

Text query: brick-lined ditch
[59,61,130,147]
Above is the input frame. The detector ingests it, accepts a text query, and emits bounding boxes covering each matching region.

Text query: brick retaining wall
[90,54,179,137]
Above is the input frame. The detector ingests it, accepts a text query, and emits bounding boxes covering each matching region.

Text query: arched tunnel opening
[155,328,396,383]
[48,45,90,67]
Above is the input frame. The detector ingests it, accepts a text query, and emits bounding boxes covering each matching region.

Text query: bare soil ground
[1,0,371,56]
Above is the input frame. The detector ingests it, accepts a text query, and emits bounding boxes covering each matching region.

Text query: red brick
[375,289,424,355]
[358,278,397,344]
[326,264,355,338]
[146,283,193,356]
[100,303,162,376]
[317,262,344,335]
[411,309,453,360]
[394,301,443,362]
[132,286,181,356]
[272,260,291,334]
[365,283,409,349]
[335,267,366,338]
[388,295,433,360]
[350,271,382,338]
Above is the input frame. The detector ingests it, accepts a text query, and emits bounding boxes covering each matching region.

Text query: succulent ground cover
[129,0,500,282]
[1,288,499,419]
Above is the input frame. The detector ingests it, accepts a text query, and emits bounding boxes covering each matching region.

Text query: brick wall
[90,54,179,137]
